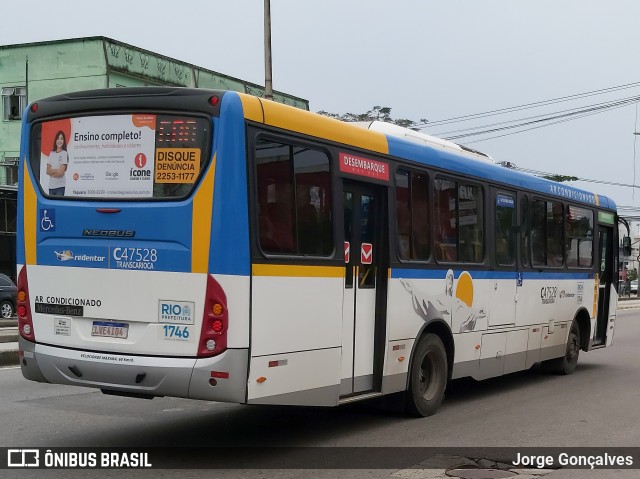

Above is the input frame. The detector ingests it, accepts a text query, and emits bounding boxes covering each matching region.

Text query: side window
[435,178,484,263]
[520,196,530,267]
[395,169,429,261]
[547,201,564,267]
[531,199,564,267]
[255,138,333,256]
[458,183,484,263]
[565,206,593,268]
[496,194,515,266]
[435,179,457,261]
[2,87,26,121]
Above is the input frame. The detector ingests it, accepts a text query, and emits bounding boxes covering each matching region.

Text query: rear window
[30,114,211,200]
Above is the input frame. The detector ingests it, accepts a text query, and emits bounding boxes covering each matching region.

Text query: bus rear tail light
[17,266,35,342]
[197,275,228,357]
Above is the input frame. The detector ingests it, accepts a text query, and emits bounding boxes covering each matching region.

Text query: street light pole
[264,0,273,100]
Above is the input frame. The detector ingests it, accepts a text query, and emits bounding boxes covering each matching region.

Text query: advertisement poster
[40,115,157,198]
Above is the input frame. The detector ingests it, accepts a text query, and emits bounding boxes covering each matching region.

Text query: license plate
[91,321,129,339]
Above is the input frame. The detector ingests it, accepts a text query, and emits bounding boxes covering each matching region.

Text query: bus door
[595,224,614,346]
[341,181,388,396]
[490,189,517,327]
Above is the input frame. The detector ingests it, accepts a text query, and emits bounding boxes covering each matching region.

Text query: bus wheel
[405,333,448,417]
[545,321,580,375]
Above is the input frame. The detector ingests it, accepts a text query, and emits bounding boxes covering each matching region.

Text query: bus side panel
[248,270,343,406]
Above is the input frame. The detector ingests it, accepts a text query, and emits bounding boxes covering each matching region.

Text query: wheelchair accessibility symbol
[39,209,55,232]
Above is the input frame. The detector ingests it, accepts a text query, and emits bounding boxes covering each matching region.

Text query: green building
[0,36,309,279]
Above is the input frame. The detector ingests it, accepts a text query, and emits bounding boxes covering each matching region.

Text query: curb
[617,304,640,310]
[0,349,19,367]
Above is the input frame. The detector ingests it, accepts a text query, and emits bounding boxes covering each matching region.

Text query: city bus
[17,88,623,416]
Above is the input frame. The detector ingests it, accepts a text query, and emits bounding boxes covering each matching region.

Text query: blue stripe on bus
[391,268,593,280]
[209,93,251,276]
[521,271,594,280]
[385,135,616,210]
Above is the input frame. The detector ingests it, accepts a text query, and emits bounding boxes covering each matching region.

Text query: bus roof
[238,92,617,211]
[25,88,617,212]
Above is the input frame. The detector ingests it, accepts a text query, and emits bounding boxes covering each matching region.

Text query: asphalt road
[1,310,640,478]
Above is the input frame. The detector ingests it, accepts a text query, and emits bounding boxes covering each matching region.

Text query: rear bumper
[19,337,248,403]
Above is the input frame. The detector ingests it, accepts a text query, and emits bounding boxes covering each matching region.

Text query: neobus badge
[339,152,389,181]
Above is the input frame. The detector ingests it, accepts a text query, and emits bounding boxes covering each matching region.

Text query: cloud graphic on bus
[401,270,486,333]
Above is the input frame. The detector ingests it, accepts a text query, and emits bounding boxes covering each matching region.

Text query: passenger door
[490,189,517,327]
[595,224,614,346]
[341,181,387,396]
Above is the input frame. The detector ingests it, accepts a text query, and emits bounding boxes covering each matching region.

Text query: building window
[0,157,18,187]
[2,87,27,121]
[0,190,16,233]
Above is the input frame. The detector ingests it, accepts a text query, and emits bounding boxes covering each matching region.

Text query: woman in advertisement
[46,131,69,196]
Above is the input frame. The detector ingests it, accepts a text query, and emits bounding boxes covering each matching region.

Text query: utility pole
[264,0,273,100]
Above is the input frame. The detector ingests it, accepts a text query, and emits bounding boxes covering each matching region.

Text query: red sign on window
[344,241,350,264]
[339,153,389,181]
[361,243,373,264]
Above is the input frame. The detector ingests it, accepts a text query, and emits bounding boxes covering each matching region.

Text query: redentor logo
[134,153,147,169]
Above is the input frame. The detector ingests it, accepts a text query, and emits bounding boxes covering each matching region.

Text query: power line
[433,94,640,137]
[461,99,637,144]
[439,95,640,142]
[418,81,640,128]
[502,164,640,190]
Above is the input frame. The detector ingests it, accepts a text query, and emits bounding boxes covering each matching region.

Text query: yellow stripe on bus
[239,94,264,123]
[252,264,345,278]
[191,153,216,273]
[23,161,37,265]
[594,194,599,206]
[240,94,389,155]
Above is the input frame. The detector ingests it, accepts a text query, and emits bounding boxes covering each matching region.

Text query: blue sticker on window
[496,195,514,208]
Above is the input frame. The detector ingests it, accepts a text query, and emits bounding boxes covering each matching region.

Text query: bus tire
[405,333,448,417]
[545,320,580,375]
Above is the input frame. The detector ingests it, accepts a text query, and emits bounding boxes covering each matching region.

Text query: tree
[317,106,426,130]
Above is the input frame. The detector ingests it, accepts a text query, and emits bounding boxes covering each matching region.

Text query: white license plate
[91,321,129,339]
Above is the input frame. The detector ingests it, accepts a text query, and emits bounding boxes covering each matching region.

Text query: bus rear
[17,88,250,402]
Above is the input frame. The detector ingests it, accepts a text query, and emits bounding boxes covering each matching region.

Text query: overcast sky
[4,1,640,221]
